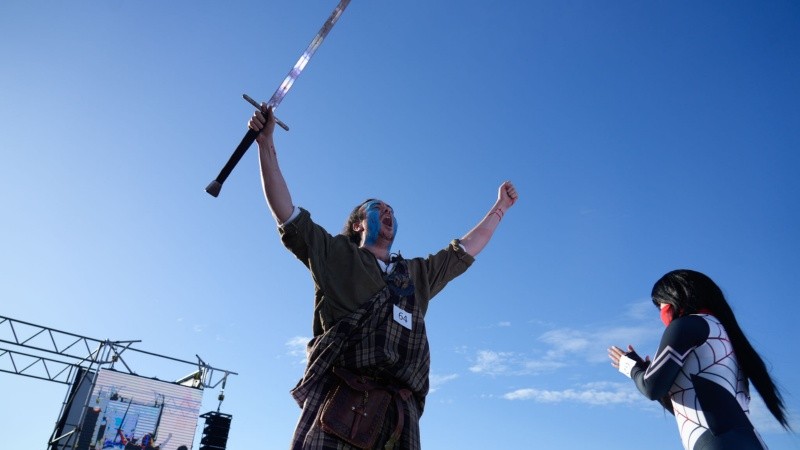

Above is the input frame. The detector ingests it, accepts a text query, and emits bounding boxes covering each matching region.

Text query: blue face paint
[364,201,381,246]
[362,201,397,250]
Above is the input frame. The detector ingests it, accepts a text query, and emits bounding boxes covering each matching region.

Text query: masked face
[660,303,675,327]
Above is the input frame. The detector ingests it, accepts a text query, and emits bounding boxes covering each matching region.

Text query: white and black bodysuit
[619,314,767,450]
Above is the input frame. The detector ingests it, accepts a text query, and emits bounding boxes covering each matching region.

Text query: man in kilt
[249,106,518,449]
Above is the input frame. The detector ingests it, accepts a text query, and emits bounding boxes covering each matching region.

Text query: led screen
[82,369,203,450]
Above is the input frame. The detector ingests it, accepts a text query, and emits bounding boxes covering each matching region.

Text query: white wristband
[618,354,637,378]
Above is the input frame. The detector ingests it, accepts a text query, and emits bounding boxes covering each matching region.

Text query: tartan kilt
[289,261,428,449]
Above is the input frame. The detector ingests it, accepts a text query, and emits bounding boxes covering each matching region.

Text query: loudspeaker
[199,411,232,450]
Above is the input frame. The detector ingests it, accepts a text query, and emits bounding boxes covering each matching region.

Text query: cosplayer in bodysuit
[618,312,764,449]
[609,270,790,450]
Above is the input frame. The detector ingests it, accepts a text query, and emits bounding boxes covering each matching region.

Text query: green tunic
[279,208,475,336]
[282,208,476,449]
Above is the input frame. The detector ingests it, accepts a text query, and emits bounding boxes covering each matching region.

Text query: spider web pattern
[651,315,751,449]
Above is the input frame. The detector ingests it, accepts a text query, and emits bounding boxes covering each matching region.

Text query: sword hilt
[243,94,289,131]
[204,95,290,198]
[205,128,260,197]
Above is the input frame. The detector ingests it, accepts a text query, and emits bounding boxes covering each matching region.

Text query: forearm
[258,135,295,224]
[459,200,506,257]
[617,352,670,401]
[633,365,673,401]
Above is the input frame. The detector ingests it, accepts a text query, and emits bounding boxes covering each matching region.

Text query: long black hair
[651,269,790,429]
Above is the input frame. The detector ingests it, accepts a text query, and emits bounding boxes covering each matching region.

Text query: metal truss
[1,314,237,450]
[0,315,236,388]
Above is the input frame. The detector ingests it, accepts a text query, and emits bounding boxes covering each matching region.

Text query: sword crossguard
[243,94,290,131]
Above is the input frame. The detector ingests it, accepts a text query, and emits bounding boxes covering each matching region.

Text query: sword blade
[267,0,351,110]
[205,0,351,197]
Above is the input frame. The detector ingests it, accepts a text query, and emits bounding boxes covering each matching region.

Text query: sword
[206,0,351,197]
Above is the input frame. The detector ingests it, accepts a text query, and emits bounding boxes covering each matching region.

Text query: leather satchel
[320,367,392,449]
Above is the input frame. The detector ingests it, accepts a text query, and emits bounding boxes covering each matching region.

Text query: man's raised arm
[459,181,518,257]
[249,105,296,224]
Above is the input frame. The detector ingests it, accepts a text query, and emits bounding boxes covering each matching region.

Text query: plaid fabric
[290,260,427,450]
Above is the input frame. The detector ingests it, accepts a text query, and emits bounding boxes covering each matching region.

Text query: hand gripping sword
[205,0,351,197]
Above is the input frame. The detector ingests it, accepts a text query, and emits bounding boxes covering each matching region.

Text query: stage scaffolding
[0,314,236,450]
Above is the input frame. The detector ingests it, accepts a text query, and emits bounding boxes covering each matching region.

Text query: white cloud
[285,336,311,363]
[469,350,514,375]
[521,359,566,372]
[467,325,656,377]
[627,300,658,321]
[538,325,657,365]
[474,321,514,331]
[429,373,459,393]
[502,382,642,405]
[539,329,591,355]
[469,350,565,376]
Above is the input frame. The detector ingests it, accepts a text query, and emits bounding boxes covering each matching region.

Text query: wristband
[491,208,504,221]
[618,354,637,378]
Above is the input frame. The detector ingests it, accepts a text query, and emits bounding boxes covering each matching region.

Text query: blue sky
[2,1,799,449]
